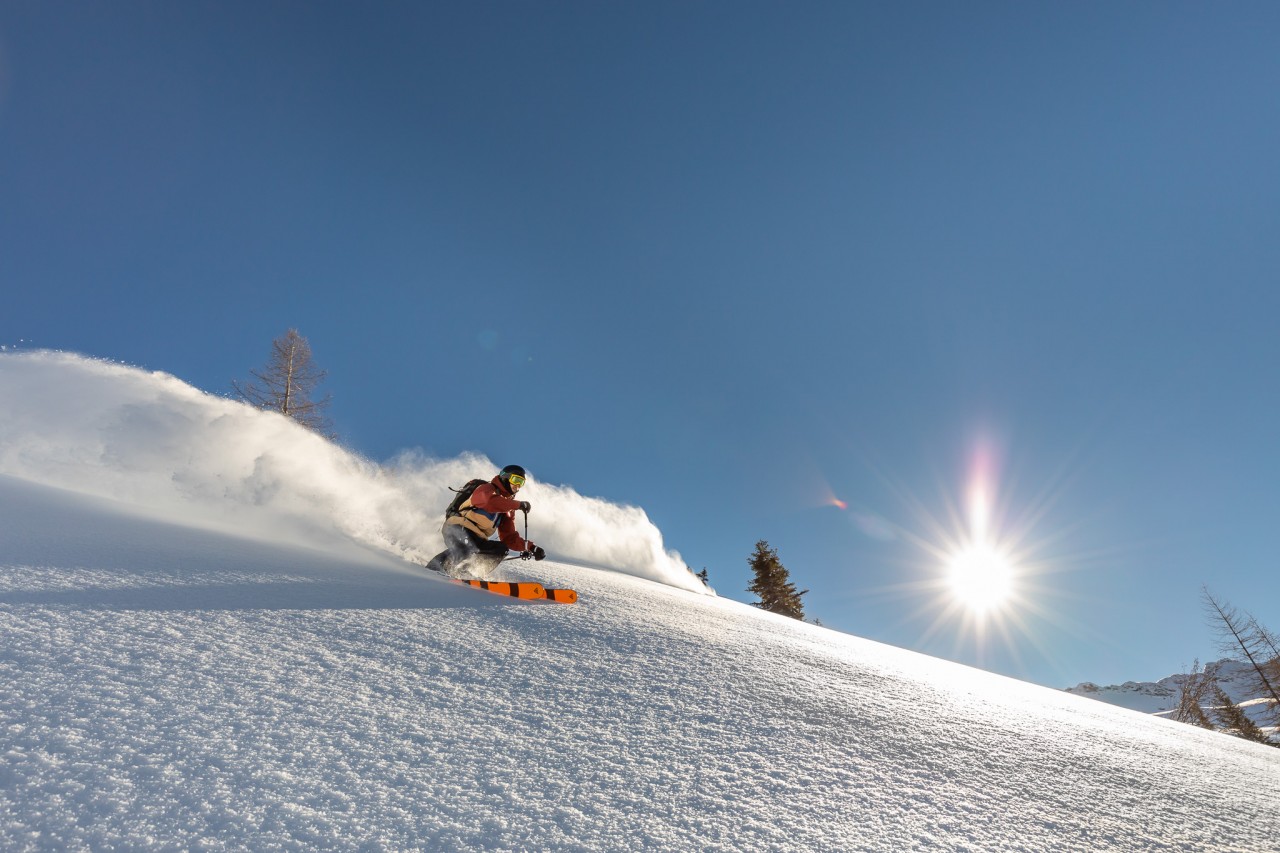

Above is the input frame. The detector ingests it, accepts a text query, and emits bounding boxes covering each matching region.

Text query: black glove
[518,501,531,514]
[531,545,546,561]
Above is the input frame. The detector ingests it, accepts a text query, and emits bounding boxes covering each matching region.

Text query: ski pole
[503,509,533,562]
[521,508,532,560]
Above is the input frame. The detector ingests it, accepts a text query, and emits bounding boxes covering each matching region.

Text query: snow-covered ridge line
[0,350,707,594]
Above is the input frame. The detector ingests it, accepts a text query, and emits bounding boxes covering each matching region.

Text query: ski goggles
[507,473,526,488]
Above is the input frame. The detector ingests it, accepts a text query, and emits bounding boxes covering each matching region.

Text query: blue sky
[3,1,1278,688]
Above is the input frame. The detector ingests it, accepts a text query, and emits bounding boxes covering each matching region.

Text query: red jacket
[446,477,534,551]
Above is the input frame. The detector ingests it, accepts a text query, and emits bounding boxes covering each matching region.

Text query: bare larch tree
[233,328,334,438]
[1172,659,1217,731]
[1202,586,1280,732]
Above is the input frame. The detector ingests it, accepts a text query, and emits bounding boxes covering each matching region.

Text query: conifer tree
[234,328,334,438]
[746,540,807,620]
[1208,684,1272,745]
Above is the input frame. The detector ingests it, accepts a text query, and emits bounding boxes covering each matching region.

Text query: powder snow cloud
[0,351,708,594]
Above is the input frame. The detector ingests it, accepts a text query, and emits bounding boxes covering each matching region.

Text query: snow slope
[2,353,1278,851]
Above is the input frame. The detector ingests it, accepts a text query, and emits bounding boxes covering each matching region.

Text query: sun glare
[833,430,1085,678]
[935,450,1022,616]
[947,542,1013,613]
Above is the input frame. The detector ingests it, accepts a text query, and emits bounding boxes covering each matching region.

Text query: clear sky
[3,1,1278,689]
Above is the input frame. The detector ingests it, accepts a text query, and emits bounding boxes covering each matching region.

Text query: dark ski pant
[426,523,510,578]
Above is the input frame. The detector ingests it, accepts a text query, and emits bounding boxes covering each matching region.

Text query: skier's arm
[495,513,532,552]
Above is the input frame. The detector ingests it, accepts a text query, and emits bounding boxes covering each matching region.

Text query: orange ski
[453,579,546,600]
[543,588,578,604]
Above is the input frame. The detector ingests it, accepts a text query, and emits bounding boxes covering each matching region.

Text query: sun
[946,541,1014,614]
[831,430,1090,677]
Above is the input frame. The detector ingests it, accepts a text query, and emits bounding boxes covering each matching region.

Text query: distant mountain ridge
[1067,659,1277,734]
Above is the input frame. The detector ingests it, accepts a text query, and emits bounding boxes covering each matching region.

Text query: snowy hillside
[2,352,1278,851]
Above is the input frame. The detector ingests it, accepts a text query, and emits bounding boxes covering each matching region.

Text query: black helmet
[498,464,527,492]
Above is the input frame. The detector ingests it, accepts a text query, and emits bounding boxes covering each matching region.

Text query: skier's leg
[468,538,511,579]
[438,524,479,578]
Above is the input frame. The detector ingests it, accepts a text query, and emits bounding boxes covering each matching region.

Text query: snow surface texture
[0,351,704,594]
[2,352,1278,850]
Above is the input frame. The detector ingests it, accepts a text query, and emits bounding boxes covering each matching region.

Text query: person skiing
[425,464,546,578]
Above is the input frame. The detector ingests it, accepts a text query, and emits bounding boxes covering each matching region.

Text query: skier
[425,464,546,578]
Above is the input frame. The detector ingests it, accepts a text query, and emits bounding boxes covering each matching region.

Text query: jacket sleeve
[495,513,531,552]
[472,484,530,551]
